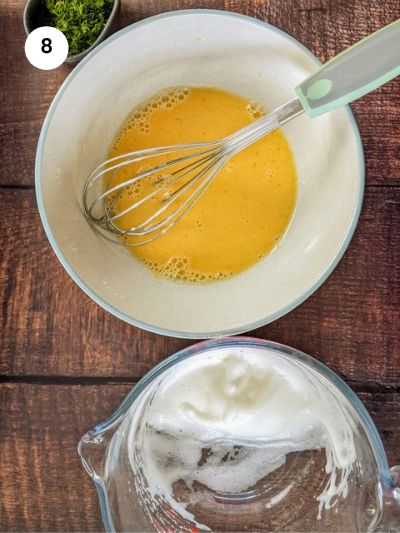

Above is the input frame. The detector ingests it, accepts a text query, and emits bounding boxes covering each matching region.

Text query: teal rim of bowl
[78,337,390,533]
[35,9,365,339]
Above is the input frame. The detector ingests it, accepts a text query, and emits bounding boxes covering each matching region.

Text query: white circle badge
[25,26,69,70]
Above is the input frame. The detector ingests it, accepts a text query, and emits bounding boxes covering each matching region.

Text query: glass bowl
[78,338,400,532]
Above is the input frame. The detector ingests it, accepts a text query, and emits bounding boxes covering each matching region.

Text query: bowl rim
[78,337,391,532]
[35,8,365,339]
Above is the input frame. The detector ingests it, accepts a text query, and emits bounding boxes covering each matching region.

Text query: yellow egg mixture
[109,87,297,283]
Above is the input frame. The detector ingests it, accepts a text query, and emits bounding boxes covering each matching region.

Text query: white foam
[126,347,357,529]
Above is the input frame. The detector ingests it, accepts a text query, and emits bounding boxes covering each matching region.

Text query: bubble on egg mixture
[113,87,190,145]
[143,256,234,283]
[246,101,265,120]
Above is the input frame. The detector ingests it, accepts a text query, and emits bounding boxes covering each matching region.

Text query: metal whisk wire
[82,98,303,246]
[82,19,400,246]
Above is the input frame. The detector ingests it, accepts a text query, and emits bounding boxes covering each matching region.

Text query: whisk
[83,20,399,246]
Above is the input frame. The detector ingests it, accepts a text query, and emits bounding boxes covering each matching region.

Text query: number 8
[41,38,52,54]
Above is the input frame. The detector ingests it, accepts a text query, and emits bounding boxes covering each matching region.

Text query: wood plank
[1,383,399,532]
[1,0,399,186]
[0,0,72,186]
[0,187,399,385]
[0,383,123,533]
[1,2,399,532]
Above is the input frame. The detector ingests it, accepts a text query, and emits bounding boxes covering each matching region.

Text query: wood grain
[0,186,399,386]
[1,383,399,532]
[1,0,399,186]
[1,1,400,532]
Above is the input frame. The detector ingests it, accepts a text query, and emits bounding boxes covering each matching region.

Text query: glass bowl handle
[377,465,400,532]
[78,429,107,477]
[78,428,117,532]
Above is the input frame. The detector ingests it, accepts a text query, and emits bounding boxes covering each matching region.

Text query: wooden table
[1,1,399,531]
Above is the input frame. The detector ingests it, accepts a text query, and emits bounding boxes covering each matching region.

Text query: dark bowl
[23,0,121,64]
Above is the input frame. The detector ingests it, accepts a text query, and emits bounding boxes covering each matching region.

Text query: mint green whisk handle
[296,19,400,118]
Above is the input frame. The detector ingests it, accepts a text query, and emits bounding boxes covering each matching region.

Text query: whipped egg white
[125,346,357,529]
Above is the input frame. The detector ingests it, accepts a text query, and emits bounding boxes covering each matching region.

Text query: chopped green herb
[44,0,114,56]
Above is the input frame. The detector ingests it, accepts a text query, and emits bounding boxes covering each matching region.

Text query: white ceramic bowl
[36,10,364,338]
